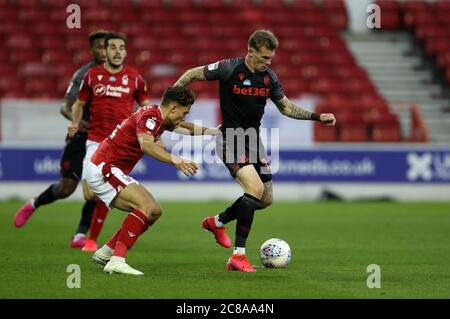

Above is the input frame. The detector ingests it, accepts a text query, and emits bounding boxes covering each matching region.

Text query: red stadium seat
[44,0,70,8]
[10,51,42,63]
[339,126,370,142]
[314,123,338,142]
[42,50,73,65]
[371,124,401,142]
[32,23,65,37]
[18,63,52,77]
[83,8,112,23]
[0,7,17,21]
[25,79,56,95]
[18,9,49,21]
[108,0,135,9]
[40,37,66,50]
[403,0,429,12]
[134,0,163,8]
[131,37,159,50]
[0,0,381,104]
[14,0,41,7]
[112,10,141,23]
[380,12,402,29]
[376,0,401,11]
[6,35,35,49]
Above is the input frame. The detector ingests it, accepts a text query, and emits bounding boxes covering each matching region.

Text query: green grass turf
[0,200,449,298]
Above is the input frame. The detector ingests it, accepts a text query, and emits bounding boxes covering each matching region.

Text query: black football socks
[235,193,261,248]
[76,200,97,234]
[33,183,61,208]
[218,196,243,224]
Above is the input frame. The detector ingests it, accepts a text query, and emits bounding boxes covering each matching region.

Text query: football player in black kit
[174,30,336,272]
[14,30,108,249]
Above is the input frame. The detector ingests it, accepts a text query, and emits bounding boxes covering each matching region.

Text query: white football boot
[92,248,113,266]
[103,259,143,275]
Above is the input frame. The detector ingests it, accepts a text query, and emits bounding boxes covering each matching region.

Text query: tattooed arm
[275,96,336,126]
[173,66,206,87]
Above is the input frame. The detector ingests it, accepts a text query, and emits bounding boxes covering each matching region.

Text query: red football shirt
[77,64,149,142]
[91,105,165,174]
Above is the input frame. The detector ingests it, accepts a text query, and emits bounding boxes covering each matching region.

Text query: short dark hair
[104,32,127,49]
[161,86,195,107]
[88,29,108,47]
[248,29,279,51]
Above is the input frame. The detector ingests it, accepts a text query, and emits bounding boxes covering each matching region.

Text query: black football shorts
[60,132,87,181]
[215,130,272,183]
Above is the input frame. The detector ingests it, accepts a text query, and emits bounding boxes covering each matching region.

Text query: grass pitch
[0,200,449,298]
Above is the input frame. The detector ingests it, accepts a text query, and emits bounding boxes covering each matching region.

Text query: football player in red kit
[76,86,216,275]
[69,32,151,252]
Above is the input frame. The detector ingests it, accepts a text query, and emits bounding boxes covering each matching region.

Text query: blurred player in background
[82,86,216,275]
[69,32,151,252]
[175,30,336,272]
[14,30,108,249]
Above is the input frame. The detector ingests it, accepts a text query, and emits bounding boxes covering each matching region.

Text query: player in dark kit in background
[175,30,336,272]
[14,30,108,249]
[69,32,151,252]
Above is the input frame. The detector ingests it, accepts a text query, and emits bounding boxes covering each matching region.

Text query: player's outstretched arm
[274,96,336,126]
[173,66,206,87]
[138,133,198,176]
[173,121,219,136]
[68,99,87,137]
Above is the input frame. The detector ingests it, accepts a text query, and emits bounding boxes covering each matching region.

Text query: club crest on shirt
[146,118,156,130]
[208,61,219,71]
[263,75,270,86]
[122,75,128,86]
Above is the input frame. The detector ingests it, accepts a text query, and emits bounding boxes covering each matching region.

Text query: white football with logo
[259,238,292,268]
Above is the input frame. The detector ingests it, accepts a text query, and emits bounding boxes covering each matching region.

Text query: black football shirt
[203,57,285,130]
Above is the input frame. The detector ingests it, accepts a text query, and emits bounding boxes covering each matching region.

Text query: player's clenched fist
[319,113,336,127]
[68,123,79,138]
[175,160,198,176]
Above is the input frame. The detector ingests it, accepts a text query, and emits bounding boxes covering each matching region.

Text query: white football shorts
[82,139,100,180]
[86,160,138,208]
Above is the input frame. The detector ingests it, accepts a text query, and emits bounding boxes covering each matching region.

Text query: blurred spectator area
[0,0,429,143]
[376,0,450,87]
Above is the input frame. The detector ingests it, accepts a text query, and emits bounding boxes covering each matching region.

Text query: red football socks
[113,210,149,258]
[88,200,109,242]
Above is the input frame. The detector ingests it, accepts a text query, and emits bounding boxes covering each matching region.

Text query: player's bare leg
[100,183,161,275]
[259,181,273,209]
[14,177,78,228]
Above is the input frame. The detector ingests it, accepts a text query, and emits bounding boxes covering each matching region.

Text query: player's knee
[149,205,163,221]
[260,196,273,208]
[141,203,162,221]
[247,182,264,199]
